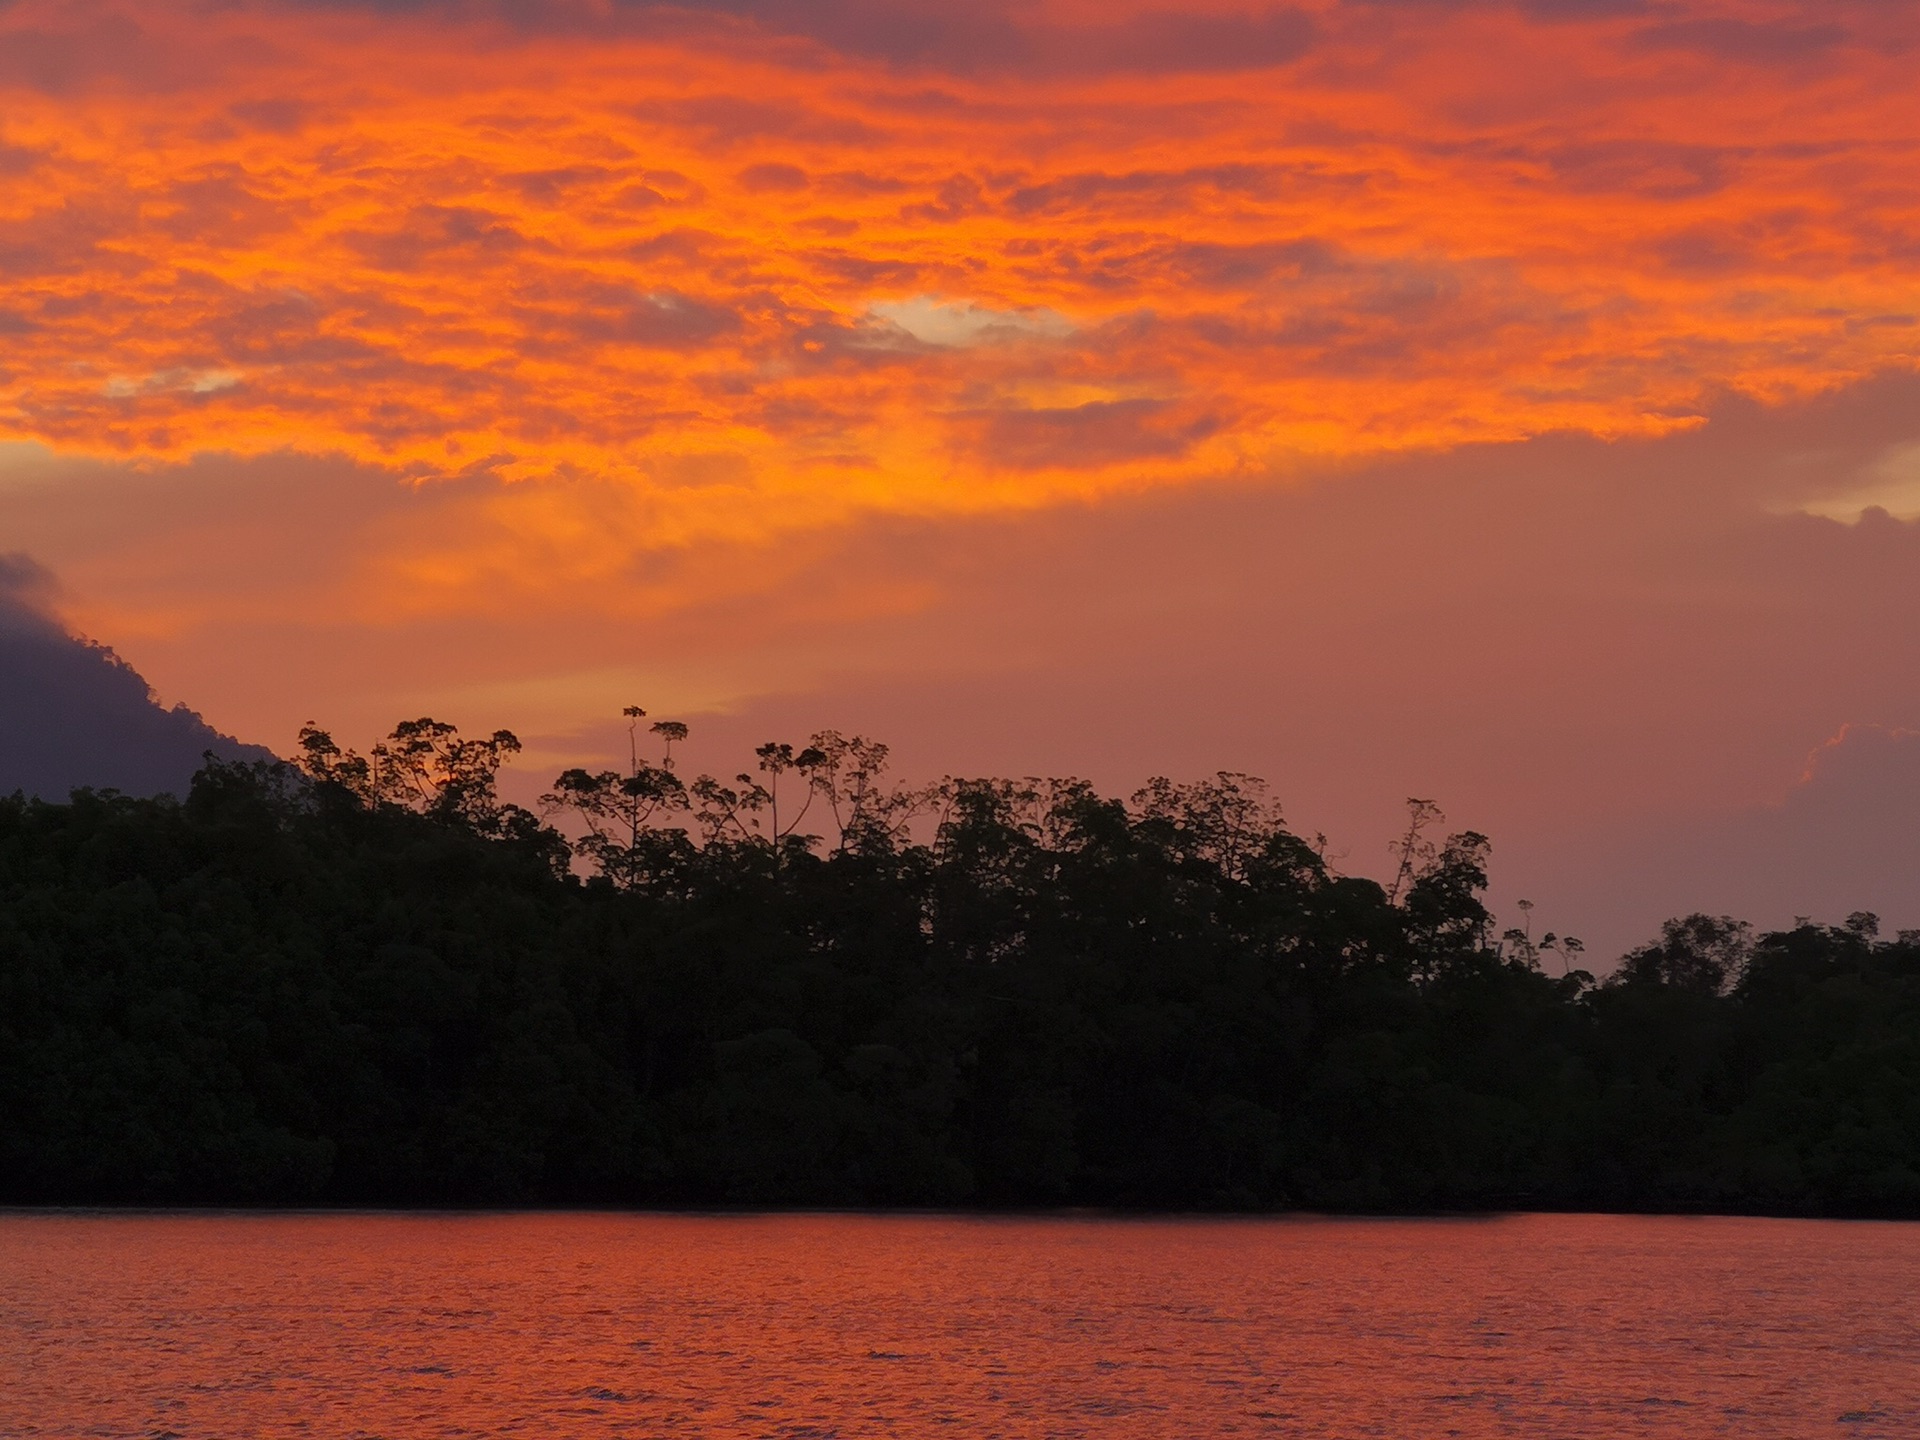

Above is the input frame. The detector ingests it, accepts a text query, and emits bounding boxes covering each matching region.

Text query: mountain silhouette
[1,554,271,799]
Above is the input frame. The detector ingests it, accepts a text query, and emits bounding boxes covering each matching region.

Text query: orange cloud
[0,0,1914,613]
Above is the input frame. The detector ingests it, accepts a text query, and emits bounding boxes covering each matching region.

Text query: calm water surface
[2,1211,1915,1438]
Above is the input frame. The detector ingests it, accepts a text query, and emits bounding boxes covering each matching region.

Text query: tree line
[1,712,1915,1213]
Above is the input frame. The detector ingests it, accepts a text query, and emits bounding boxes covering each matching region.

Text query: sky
[1,0,1917,958]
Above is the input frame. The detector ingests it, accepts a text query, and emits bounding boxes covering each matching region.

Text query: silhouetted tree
[2,718,1916,1215]
[544,706,691,889]
[1615,914,1753,994]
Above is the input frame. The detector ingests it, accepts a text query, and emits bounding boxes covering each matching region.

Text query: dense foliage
[2,716,1916,1214]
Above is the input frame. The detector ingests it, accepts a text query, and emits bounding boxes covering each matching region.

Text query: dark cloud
[501,166,619,205]
[955,398,1222,470]
[0,554,271,800]
[0,198,129,280]
[269,0,1320,76]
[899,175,986,225]
[1522,0,1650,15]
[504,276,752,354]
[0,139,42,175]
[799,249,932,288]
[1521,139,1740,199]
[149,167,300,244]
[7,0,1887,92]
[1351,0,1642,13]
[1000,165,1340,219]
[0,8,269,95]
[617,290,741,348]
[625,227,722,264]
[718,0,1321,75]
[204,286,383,368]
[1153,237,1342,289]
[1078,7,1318,73]
[226,97,314,134]
[0,12,148,93]
[1625,17,1848,65]
[342,204,535,272]
[662,0,1026,69]
[737,162,809,194]
[631,96,875,148]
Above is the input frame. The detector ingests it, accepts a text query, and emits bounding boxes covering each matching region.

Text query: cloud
[1796,441,1920,522]
[999,165,1326,221]
[0,10,151,94]
[1522,0,1651,16]
[612,290,742,349]
[954,398,1224,470]
[631,94,876,147]
[225,97,315,135]
[868,297,1073,348]
[380,0,1324,76]
[343,204,536,273]
[0,0,1910,526]
[1029,7,1321,76]
[0,138,42,175]
[736,162,808,194]
[1624,17,1848,66]
[100,368,243,399]
[1527,139,1739,200]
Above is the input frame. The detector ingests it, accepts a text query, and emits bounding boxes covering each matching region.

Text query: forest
[1,713,1916,1214]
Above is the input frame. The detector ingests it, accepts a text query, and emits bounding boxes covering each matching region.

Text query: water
[1,1212,1915,1438]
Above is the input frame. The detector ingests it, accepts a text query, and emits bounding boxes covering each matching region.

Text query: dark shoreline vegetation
[3,715,1917,1215]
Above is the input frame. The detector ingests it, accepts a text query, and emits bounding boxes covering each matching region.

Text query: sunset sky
[3,0,1917,955]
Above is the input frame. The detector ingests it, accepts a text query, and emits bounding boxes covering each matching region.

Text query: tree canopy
[2,714,1915,1213]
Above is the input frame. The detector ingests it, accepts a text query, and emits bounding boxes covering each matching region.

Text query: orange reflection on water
[3,1212,1917,1437]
